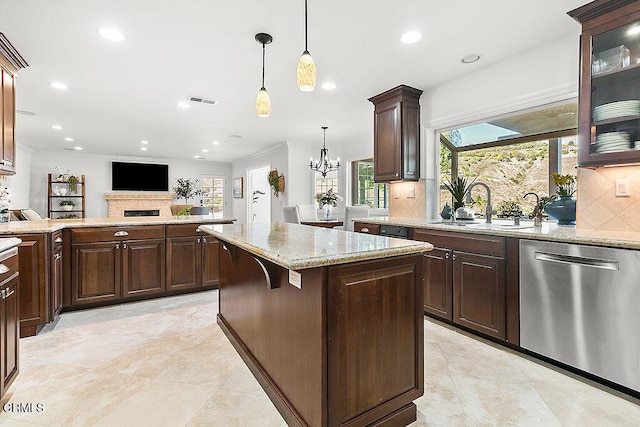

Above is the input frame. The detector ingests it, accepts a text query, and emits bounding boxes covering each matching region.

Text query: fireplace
[105,192,175,218]
[124,209,160,217]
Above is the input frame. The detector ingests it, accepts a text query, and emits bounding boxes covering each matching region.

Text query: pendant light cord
[261,42,266,88]
[304,0,308,52]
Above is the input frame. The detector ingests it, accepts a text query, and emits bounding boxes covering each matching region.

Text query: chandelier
[309,126,340,177]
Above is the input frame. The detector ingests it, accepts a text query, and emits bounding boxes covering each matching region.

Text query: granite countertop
[354,217,640,250]
[0,215,236,235]
[0,237,22,252]
[199,223,433,270]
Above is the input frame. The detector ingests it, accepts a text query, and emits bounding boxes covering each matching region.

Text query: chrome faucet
[466,182,495,223]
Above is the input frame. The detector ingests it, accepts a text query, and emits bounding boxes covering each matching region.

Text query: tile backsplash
[577,165,640,231]
[389,180,426,220]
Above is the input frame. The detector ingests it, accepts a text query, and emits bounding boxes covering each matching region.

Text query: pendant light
[255,33,273,117]
[296,0,316,92]
[310,126,340,177]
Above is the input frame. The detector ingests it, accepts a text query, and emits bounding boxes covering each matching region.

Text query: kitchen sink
[466,222,534,230]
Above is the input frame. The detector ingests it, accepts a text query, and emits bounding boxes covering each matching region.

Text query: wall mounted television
[111,162,169,191]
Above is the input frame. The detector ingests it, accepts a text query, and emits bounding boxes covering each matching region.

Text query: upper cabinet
[0,33,28,175]
[569,0,640,167]
[368,85,422,182]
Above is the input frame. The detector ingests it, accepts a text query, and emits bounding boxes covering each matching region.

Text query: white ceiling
[1,0,589,163]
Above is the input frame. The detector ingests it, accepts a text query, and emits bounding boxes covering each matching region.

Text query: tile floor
[1,290,638,426]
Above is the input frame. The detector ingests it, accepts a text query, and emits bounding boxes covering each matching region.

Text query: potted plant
[67,175,79,194]
[59,200,76,211]
[443,175,475,210]
[268,170,285,198]
[544,173,577,225]
[172,178,203,205]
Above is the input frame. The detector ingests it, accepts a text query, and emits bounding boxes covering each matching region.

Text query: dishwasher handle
[534,251,619,271]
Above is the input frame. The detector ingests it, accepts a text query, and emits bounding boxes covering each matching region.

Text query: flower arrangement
[551,173,576,197]
[316,188,343,207]
[173,178,203,205]
[0,187,11,214]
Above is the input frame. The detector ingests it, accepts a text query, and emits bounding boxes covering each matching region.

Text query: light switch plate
[394,188,400,199]
[615,179,631,197]
[407,187,415,198]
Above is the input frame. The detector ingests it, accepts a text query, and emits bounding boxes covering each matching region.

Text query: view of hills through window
[440,137,577,218]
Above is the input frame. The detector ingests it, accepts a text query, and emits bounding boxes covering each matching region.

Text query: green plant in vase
[67,175,79,194]
[59,200,76,211]
[443,175,475,210]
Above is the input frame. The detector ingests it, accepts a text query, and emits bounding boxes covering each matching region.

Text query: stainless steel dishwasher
[520,239,640,392]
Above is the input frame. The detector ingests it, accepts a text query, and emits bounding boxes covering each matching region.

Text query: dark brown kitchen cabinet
[353,221,380,235]
[568,0,640,167]
[166,224,220,291]
[0,34,27,175]
[368,85,422,182]
[0,246,19,398]
[15,234,49,337]
[70,226,166,307]
[421,247,453,321]
[50,230,63,320]
[412,229,507,341]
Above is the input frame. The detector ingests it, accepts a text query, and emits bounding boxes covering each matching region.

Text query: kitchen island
[199,223,433,427]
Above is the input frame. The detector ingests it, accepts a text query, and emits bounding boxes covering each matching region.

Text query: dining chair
[282,206,301,224]
[344,205,370,231]
[296,204,318,221]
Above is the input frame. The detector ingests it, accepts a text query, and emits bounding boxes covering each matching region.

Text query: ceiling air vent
[189,96,218,105]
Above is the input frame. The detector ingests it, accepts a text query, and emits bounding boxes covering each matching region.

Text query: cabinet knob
[361,227,370,233]
[123,243,128,249]
[202,237,207,243]
[197,237,201,243]
[445,253,449,259]
[452,254,457,260]
[114,231,129,237]
[116,243,120,250]
[395,173,399,177]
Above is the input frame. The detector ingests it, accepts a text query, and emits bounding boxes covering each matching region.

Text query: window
[439,102,578,218]
[315,176,338,197]
[351,159,389,208]
[200,175,225,218]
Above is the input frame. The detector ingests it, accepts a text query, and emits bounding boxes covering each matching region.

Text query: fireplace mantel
[105,192,176,218]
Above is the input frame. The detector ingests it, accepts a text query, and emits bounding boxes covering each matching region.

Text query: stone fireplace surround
[105,192,176,218]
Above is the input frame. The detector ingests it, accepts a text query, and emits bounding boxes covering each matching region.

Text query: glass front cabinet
[569,0,640,167]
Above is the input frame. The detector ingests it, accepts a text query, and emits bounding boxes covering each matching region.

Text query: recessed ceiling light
[64,137,74,142]
[52,125,63,130]
[50,82,68,90]
[99,27,125,42]
[177,102,190,109]
[194,155,203,159]
[461,54,481,64]
[202,149,209,153]
[140,147,148,151]
[73,146,83,150]
[628,25,640,36]
[140,140,149,144]
[212,141,221,145]
[400,31,422,44]
[321,82,336,90]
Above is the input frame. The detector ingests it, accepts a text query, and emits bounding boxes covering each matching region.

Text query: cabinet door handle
[0,264,8,274]
[197,237,201,243]
[54,237,63,243]
[123,243,128,249]
[54,253,61,260]
[202,237,206,243]
[445,253,450,259]
[361,227,369,233]
[3,288,14,298]
[114,231,129,237]
[452,254,457,260]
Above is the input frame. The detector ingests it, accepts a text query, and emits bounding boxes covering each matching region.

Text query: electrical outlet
[394,188,400,199]
[407,187,415,198]
[615,179,631,197]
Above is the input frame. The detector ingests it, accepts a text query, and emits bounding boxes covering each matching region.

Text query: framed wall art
[232,177,243,198]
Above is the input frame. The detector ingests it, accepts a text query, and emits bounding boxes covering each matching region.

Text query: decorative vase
[324,204,333,220]
[0,212,9,223]
[62,205,73,211]
[544,196,576,226]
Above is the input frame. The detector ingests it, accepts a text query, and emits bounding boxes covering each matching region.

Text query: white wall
[4,143,33,209]
[25,151,231,218]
